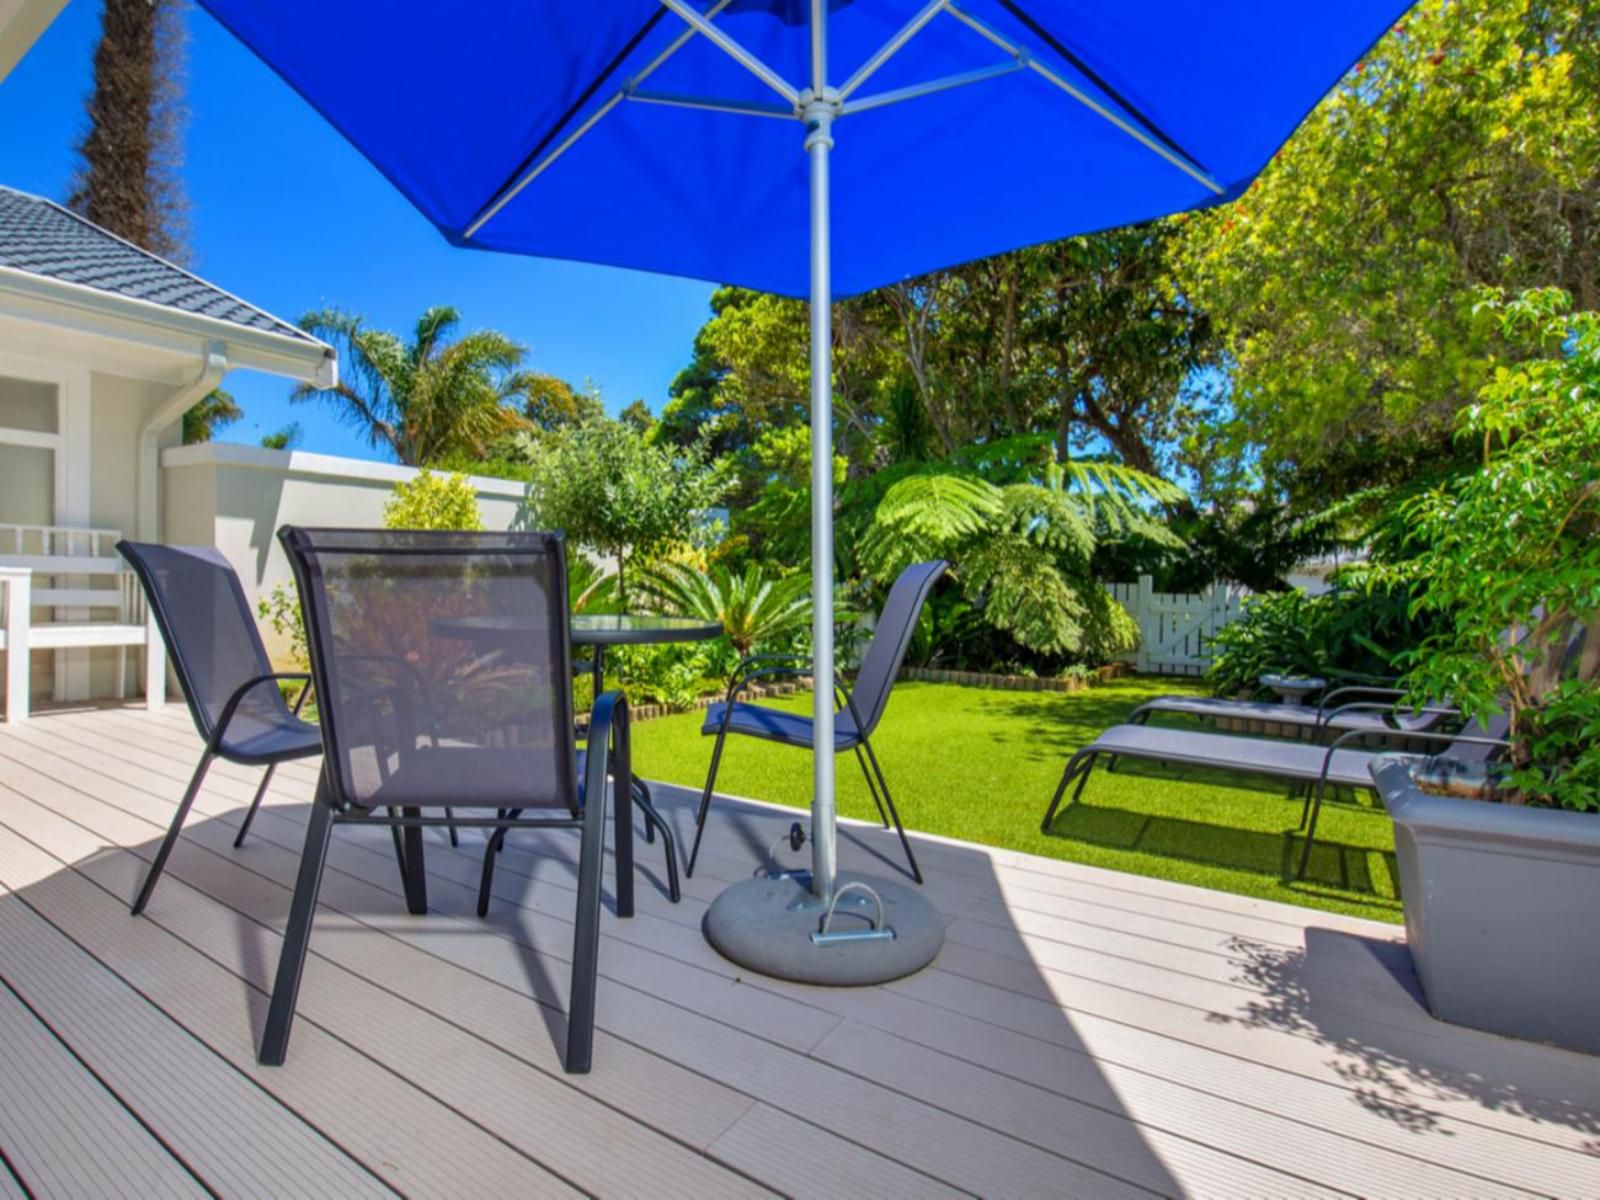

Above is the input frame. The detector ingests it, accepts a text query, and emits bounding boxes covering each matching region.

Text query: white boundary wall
[161,442,528,658]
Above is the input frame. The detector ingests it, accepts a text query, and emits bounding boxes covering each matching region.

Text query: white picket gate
[1105,575,1251,676]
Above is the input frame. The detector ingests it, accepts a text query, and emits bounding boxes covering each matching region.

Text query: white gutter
[139,340,227,540]
[0,263,335,385]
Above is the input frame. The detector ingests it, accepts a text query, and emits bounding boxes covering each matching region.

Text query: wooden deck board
[0,895,392,1200]
[2,704,1598,1199]
[0,975,206,1200]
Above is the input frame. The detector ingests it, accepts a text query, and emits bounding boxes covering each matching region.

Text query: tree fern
[859,472,1001,583]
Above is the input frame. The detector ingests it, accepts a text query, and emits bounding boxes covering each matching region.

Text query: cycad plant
[568,556,622,615]
[641,561,812,657]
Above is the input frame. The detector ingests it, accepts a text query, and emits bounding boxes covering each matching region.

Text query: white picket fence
[1106,575,1252,676]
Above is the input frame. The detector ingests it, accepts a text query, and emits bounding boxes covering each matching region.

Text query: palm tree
[640,561,811,657]
[293,306,534,465]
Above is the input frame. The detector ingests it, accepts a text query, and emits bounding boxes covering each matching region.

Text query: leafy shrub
[257,583,308,670]
[1381,289,1600,808]
[383,468,482,530]
[1206,586,1427,698]
[609,642,723,712]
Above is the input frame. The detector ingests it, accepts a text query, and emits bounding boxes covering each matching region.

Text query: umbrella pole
[805,89,837,907]
[805,0,838,906]
[700,1,942,985]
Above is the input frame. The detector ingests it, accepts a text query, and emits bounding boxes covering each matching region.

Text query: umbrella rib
[465,0,739,240]
[659,0,800,106]
[627,89,796,119]
[995,0,1205,173]
[836,0,945,101]
[464,8,666,238]
[945,2,1223,195]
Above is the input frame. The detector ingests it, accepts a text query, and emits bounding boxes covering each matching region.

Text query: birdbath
[1259,674,1327,706]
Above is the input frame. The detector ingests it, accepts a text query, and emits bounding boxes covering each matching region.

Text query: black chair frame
[1042,723,1510,880]
[261,526,631,1075]
[261,693,631,1073]
[118,541,325,916]
[688,655,921,884]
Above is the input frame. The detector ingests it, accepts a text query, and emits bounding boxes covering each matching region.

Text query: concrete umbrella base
[704,871,943,986]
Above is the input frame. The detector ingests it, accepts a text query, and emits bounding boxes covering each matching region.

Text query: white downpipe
[806,0,838,903]
[139,339,228,540]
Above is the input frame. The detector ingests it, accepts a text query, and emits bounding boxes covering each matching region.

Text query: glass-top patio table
[424,613,723,908]
[432,613,723,696]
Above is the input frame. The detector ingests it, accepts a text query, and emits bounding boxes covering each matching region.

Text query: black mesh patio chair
[687,559,947,883]
[1041,712,1511,880]
[117,542,322,916]
[264,527,631,1073]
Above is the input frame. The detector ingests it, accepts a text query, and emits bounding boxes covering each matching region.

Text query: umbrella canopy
[199,0,1411,923]
[199,0,1406,299]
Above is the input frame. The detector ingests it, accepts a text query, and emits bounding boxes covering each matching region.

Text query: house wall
[161,442,529,662]
[0,339,186,704]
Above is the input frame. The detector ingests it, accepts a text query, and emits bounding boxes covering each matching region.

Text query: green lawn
[632,676,1404,924]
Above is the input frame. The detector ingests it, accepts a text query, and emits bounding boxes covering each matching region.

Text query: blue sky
[0,1,715,460]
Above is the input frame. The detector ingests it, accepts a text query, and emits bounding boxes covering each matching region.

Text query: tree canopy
[1176,0,1600,500]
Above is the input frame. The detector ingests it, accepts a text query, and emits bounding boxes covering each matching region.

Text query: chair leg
[400,809,428,915]
[567,759,610,1074]
[233,763,277,849]
[611,721,634,921]
[259,792,335,1066]
[477,807,522,918]
[1041,752,1096,833]
[131,751,213,916]
[1296,776,1330,880]
[447,808,459,848]
[686,720,731,879]
[386,807,410,889]
[632,781,681,903]
[854,745,891,828]
[860,734,921,885]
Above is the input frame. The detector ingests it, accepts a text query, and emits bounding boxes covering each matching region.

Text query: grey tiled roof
[0,185,311,342]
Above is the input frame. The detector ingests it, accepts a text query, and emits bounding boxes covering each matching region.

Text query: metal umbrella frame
[460,0,1221,926]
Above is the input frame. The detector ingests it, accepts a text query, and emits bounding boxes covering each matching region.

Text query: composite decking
[0,704,1597,1198]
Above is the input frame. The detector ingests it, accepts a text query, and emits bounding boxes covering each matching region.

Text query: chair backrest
[278,526,578,813]
[849,560,947,736]
[117,541,287,742]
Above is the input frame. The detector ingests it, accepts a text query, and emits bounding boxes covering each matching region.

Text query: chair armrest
[582,689,631,807]
[1315,685,1407,722]
[1320,699,1461,729]
[715,663,863,734]
[1321,725,1512,783]
[211,672,313,748]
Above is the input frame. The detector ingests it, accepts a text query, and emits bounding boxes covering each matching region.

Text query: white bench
[0,525,165,723]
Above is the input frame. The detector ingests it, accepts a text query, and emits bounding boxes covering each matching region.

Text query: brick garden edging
[897,661,1132,693]
[605,661,1135,727]
[581,679,808,729]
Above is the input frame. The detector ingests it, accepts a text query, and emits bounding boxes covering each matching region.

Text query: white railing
[1106,575,1251,676]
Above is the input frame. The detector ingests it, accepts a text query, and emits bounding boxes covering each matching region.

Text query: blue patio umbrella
[198,0,1411,980]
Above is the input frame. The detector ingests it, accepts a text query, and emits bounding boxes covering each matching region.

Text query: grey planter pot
[1374,755,1600,1055]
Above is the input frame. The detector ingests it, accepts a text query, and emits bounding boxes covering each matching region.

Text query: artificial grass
[631,676,1404,924]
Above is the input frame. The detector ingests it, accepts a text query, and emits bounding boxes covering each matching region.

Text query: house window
[0,374,62,531]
